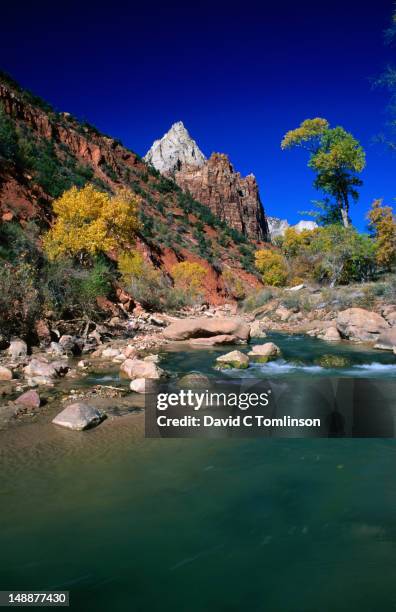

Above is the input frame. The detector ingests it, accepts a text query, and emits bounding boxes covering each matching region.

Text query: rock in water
[163,317,250,342]
[178,373,211,388]
[52,403,105,430]
[144,121,206,175]
[120,358,163,380]
[215,350,249,369]
[248,342,281,362]
[336,308,389,342]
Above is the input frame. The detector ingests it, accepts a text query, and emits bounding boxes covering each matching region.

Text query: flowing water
[0,334,396,611]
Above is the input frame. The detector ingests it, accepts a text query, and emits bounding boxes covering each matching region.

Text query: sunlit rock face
[144,121,206,175]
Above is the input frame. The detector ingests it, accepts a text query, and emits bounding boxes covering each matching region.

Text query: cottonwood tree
[281,118,366,228]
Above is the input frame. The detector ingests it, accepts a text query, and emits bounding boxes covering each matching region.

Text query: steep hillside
[0,72,264,305]
[145,122,270,242]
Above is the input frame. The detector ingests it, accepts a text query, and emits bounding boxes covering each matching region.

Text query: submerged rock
[215,350,249,369]
[315,354,350,368]
[52,402,105,430]
[178,373,211,388]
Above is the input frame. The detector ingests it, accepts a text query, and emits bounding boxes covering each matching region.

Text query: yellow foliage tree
[255,249,288,287]
[282,227,318,257]
[43,185,140,260]
[118,251,145,279]
[367,199,396,269]
[171,261,206,297]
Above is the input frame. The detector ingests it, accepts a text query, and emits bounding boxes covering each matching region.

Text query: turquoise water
[1,335,396,611]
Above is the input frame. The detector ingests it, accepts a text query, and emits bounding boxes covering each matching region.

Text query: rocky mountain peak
[144,121,206,175]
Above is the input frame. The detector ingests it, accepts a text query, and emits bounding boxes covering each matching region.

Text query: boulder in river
[248,342,281,362]
[215,350,249,369]
[120,358,163,380]
[336,308,389,343]
[163,317,250,342]
[52,403,105,430]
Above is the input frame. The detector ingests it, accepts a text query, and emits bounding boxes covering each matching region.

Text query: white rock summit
[267,216,318,239]
[144,121,206,175]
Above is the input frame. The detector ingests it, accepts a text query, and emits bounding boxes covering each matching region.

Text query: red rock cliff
[175,153,269,241]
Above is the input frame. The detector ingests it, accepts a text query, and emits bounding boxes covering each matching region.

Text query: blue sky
[1,0,395,229]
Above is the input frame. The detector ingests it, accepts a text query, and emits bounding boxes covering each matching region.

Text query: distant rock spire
[144,121,206,175]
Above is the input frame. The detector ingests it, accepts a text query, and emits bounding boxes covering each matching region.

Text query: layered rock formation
[145,122,269,242]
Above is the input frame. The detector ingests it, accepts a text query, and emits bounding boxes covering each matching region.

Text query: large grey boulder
[52,403,105,430]
[8,339,28,359]
[120,358,163,380]
[336,308,389,342]
[163,317,250,342]
[375,328,396,351]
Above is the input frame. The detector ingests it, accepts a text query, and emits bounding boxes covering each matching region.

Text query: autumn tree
[171,261,207,300]
[281,118,365,228]
[255,249,288,286]
[368,199,396,270]
[43,185,140,260]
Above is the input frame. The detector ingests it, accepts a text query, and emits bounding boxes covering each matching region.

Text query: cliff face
[175,153,269,242]
[145,122,269,242]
